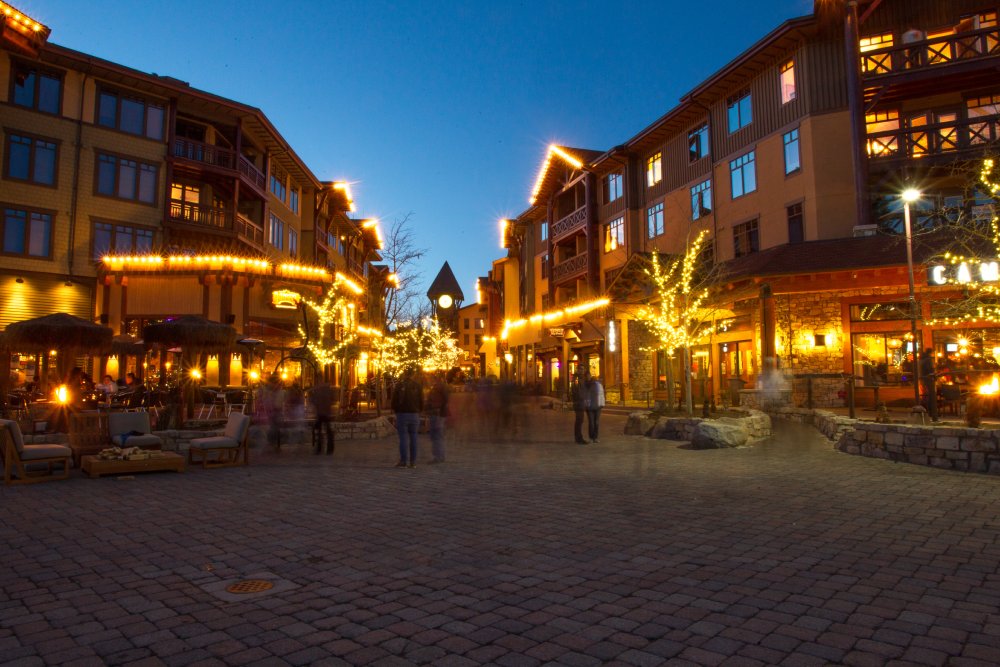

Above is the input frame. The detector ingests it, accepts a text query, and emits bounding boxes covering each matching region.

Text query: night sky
[29,0,813,297]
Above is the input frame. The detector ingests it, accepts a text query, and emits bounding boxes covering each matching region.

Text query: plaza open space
[3,403,1000,666]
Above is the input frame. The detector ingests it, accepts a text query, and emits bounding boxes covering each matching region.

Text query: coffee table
[81,452,185,478]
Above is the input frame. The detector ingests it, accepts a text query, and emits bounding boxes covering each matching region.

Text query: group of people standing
[391,367,450,468]
[571,372,605,444]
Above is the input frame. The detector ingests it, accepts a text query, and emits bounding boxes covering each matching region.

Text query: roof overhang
[528,144,596,205]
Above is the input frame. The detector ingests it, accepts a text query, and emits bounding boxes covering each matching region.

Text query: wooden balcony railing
[168,199,231,229]
[235,213,264,248]
[347,258,365,279]
[867,113,1000,161]
[173,138,267,194]
[551,252,588,283]
[551,205,587,242]
[173,138,236,170]
[861,27,1000,77]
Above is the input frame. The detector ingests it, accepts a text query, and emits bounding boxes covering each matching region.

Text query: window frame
[4,131,59,187]
[91,219,156,260]
[540,221,548,242]
[270,168,287,202]
[10,61,63,115]
[95,86,165,140]
[690,179,712,220]
[646,152,663,187]
[729,150,757,199]
[647,202,665,239]
[779,60,797,104]
[604,216,624,252]
[688,124,709,162]
[2,203,54,259]
[290,188,299,214]
[727,90,753,133]
[733,218,760,258]
[787,202,804,243]
[783,128,801,175]
[94,150,159,205]
[288,227,298,258]
[269,212,285,250]
[604,172,623,203]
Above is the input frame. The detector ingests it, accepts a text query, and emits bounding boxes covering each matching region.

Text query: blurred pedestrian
[286,382,305,422]
[426,371,450,463]
[392,367,424,468]
[570,373,589,444]
[262,374,286,450]
[309,381,335,455]
[586,374,605,443]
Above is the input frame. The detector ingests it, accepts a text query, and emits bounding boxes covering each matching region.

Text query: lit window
[859,33,894,74]
[727,91,752,132]
[865,110,900,156]
[604,216,624,252]
[691,180,712,220]
[733,219,759,258]
[647,203,664,238]
[646,152,662,187]
[780,60,796,104]
[604,172,623,203]
[688,124,709,162]
[3,206,52,257]
[729,151,757,199]
[5,133,57,185]
[783,129,801,174]
[96,88,164,140]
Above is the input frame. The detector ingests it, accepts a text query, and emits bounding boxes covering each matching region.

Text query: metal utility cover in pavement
[226,579,274,594]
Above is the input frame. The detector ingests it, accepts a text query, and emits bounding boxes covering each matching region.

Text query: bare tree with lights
[380,213,428,330]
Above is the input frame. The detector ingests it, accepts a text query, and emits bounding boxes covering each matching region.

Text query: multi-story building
[456,300,486,377]
[0,9,384,391]
[500,0,1000,406]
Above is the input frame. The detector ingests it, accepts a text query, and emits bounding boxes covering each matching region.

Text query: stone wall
[835,422,1000,473]
[628,320,655,398]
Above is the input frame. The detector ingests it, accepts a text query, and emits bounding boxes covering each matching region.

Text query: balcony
[551,205,587,242]
[166,200,264,251]
[172,138,267,197]
[551,252,588,284]
[861,27,1000,79]
[867,113,1000,164]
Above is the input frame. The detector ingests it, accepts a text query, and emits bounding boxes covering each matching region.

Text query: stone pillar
[761,284,776,376]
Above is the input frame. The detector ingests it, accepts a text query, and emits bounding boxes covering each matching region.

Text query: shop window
[852,331,916,386]
[850,302,910,321]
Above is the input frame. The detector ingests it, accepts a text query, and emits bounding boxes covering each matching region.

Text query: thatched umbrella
[4,313,113,391]
[143,316,237,423]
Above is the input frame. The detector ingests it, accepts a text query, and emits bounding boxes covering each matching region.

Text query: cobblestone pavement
[4,399,1000,666]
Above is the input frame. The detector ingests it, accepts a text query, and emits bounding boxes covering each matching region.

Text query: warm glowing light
[231,354,243,386]
[958,337,969,347]
[335,272,364,295]
[504,352,514,363]
[249,370,260,382]
[499,218,509,249]
[979,375,1000,395]
[105,355,119,380]
[438,294,453,309]
[332,181,356,212]
[901,188,921,203]
[529,144,586,205]
[206,355,219,386]
[190,369,202,381]
[387,273,400,286]
[55,385,68,405]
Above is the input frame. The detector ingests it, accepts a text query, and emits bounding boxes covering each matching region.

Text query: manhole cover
[225,579,274,594]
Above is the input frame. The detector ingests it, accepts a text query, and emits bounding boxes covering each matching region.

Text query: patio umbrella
[4,313,113,391]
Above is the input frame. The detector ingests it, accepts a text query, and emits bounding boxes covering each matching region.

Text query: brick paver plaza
[4,402,1000,666]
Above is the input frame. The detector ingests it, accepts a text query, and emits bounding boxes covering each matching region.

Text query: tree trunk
[684,346,694,416]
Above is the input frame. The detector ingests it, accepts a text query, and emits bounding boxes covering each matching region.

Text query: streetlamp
[902,187,922,408]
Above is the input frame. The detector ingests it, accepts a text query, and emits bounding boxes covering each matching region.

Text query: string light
[529,144,585,205]
[100,254,333,282]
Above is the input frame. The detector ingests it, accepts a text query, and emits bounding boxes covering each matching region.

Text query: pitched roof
[427,261,465,302]
[528,145,603,206]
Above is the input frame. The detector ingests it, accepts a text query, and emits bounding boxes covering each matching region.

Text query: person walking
[919,348,938,421]
[309,380,336,455]
[570,373,590,444]
[391,367,424,467]
[586,374,605,443]
[426,371,450,463]
[263,374,286,450]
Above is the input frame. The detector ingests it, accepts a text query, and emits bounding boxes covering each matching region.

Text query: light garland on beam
[101,254,333,282]
[332,181,356,212]
[499,218,509,249]
[334,272,364,295]
[500,297,610,339]
[357,325,383,337]
[1,2,47,34]
[529,144,585,205]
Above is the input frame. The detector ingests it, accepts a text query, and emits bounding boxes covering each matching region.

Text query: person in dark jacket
[570,373,590,444]
[391,367,424,467]
[308,381,336,455]
[426,371,450,463]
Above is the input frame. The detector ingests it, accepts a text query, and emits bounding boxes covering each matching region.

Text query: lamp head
[902,188,921,203]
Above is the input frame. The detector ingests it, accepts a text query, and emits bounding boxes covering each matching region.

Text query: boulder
[625,412,658,436]
[691,421,748,449]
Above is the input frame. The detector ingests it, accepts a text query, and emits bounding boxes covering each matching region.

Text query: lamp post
[902,187,922,408]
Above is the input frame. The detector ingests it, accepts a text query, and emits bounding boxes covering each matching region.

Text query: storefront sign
[549,327,564,337]
[271,289,302,309]
[928,260,999,286]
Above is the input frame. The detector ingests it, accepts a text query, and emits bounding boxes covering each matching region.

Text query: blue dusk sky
[28,0,812,298]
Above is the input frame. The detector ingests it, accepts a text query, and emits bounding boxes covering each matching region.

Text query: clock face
[438,294,453,309]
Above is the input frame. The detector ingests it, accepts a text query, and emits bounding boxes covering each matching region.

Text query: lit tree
[375,316,462,375]
[298,279,360,396]
[634,230,724,415]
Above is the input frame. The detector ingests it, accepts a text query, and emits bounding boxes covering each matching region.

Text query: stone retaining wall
[835,422,1000,473]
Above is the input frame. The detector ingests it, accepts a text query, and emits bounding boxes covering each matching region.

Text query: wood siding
[804,36,849,114]
[0,275,92,330]
[862,0,991,34]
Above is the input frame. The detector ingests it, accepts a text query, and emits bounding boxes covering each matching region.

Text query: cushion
[20,444,72,460]
[111,433,163,448]
[0,419,25,454]
[109,411,151,436]
[190,436,239,450]
[223,413,250,442]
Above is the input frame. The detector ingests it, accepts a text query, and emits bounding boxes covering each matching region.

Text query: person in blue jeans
[391,366,424,468]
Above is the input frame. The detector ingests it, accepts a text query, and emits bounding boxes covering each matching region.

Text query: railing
[168,199,231,230]
[551,205,587,241]
[347,259,365,279]
[861,27,1000,77]
[172,138,236,170]
[551,252,588,283]
[867,113,1000,161]
[235,213,264,247]
[238,156,267,191]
